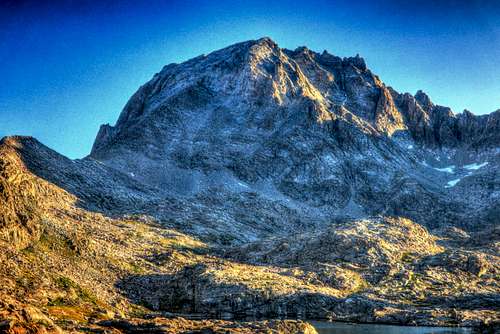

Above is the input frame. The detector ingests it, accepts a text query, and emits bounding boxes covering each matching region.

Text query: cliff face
[393,90,500,148]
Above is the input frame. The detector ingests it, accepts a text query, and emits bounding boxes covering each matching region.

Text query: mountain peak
[415,89,433,108]
[254,36,277,45]
[342,54,367,71]
[91,39,499,166]
[0,135,40,150]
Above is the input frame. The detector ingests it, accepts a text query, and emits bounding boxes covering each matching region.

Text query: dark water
[310,321,473,334]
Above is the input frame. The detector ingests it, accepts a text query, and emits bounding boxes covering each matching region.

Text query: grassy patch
[128,303,150,318]
[349,272,371,294]
[15,272,38,291]
[51,276,98,306]
[20,245,36,256]
[39,230,78,256]
[129,262,145,274]
[401,252,414,263]
[48,305,91,323]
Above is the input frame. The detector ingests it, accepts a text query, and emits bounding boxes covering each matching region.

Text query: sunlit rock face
[89,37,499,233]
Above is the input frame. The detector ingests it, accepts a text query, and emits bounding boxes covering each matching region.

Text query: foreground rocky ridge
[0,137,318,333]
[1,38,499,332]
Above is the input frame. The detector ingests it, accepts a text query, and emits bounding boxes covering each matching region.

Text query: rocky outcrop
[0,136,58,250]
[230,217,443,282]
[0,298,64,334]
[113,217,498,326]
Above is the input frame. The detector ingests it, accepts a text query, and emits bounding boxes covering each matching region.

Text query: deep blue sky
[1,0,499,158]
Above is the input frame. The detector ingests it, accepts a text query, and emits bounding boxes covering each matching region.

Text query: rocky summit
[0,38,499,333]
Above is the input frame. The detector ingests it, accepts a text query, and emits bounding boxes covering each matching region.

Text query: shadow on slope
[1,136,160,215]
[1,136,334,244]
[116,263,350,320]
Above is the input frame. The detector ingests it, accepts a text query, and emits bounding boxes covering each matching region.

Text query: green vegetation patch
[50,276,98,306]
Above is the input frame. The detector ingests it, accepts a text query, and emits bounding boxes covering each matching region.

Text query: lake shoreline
[309,321,475,333]
[140,312,483,328]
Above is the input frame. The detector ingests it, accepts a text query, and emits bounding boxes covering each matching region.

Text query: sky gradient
[1,0,499,158]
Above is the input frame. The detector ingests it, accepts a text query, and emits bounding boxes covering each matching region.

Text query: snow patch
[434,166,455,173]
[323,153,337,165]
[463,162,488,170]
[445,178,461,188]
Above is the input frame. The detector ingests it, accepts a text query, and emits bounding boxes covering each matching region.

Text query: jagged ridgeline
[0,38,499,333]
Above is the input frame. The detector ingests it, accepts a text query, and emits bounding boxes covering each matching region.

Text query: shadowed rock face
[394,90,500,148]
[0,38,499,331]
